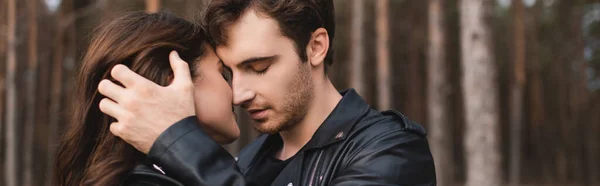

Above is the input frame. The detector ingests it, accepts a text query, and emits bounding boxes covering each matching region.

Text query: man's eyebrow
[238,55,279,67]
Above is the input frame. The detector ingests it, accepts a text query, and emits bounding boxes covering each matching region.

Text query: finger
[98,79,126,102]
[169,51,193,86]
[109,122,123,138]
[99,98,127,119]
[111,64,154,88]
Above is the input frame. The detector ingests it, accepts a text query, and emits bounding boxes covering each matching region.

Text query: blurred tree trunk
[555,0,571,182]
[406,2,426,123]
[0,0,6,157]
[350,0,365,95]
[427,0,452,185]
[588,96,600,185]
[146,0,160,13]
[376,0,391,110]
[224,109,243,155]
[4,0,17,185]
[568,5,588,185]
[459,0,501,186]
[23,0,39,185]
[36,7,55,186]
[184,0,207,21]
[527,3,549,183]
[329,0,350,90]
[185,0,198,20]
[568,4,588,184]
[45,1,75,185]
[555,1,587,183]
[509,0,525,185]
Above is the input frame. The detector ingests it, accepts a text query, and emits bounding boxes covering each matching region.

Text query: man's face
[216,10,314,134]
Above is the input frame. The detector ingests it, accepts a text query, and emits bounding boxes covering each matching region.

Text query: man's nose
[232,77,255,106]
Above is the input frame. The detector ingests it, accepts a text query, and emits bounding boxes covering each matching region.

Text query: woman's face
[192,45,240,144]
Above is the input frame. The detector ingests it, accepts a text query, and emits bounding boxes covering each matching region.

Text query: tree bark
[406,2,426,123]
[404,1,427,124]
[588,96,600,185]
[45,1,74,185]
[375,0,391,110]
[146,0,160,13]
[459,0,501,185]
[555,1,573,182]
[527,3,549,182]
[4,0,17,185]
[36,7,54,186]
[0,0,6,158]
[427,0,452,185]
[509,0,525,185]
[569,6,588,185]
[350,0,365,96]
[554,1,588,183]
[23,0,39,185]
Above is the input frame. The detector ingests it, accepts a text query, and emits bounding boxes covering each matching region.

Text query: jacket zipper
[309,150,324,186]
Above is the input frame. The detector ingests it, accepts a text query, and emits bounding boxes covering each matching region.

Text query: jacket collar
[240,89,371,168]
[301,89,371,150]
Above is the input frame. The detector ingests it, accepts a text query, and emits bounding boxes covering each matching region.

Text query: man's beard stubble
[253,62,314,134]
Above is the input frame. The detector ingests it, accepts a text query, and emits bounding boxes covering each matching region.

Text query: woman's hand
[98,51,196,154]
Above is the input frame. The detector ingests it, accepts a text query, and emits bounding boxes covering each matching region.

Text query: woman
[52,12,239,186]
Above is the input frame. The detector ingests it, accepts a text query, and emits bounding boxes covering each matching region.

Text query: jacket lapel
[302,89,371,151]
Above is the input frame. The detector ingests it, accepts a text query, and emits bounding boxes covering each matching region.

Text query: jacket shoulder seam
[343,128,404,168]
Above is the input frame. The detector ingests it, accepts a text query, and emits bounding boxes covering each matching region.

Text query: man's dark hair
[204,0,335,73]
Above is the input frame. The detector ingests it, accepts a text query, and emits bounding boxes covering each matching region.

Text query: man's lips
[247,108,268,120]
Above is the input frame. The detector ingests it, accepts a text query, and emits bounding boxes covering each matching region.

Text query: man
[98,0,436,185]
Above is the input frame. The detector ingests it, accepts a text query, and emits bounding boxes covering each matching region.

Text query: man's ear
[306,28,329,67]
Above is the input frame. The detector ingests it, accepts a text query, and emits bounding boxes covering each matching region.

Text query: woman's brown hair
[52,11,206,186]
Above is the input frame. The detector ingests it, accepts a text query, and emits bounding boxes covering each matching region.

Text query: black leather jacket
[125,89,436,185]
[124,164,183,186]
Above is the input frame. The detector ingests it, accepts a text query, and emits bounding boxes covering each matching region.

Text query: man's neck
[276,79,342,160]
